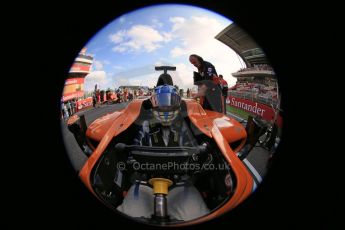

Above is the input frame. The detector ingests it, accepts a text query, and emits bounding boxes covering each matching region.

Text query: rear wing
[155,66,176,74]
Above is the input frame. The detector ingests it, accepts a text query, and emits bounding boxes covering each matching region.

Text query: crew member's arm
[133,120,150,146]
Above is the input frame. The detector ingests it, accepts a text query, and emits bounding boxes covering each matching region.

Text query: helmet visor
[151,93,181,111]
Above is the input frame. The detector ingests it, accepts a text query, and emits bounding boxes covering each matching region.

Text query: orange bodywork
[178,100,253,226]
[79,99,144,196]
[67,114,80,126]
[78,98,254,225]
[86,110,125,142]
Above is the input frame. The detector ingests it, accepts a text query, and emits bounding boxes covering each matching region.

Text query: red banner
[76,97,93,111]
[62,91,84,102]
[70,64,91,72]
[65,78,85,85]
[227,96,282,127]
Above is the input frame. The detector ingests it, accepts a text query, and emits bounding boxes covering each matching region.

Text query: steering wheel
[114,142,209,176]
[114,143,208,157]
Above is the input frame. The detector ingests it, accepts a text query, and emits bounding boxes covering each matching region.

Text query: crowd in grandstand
[228,82,278,106]
[236,64,274,73]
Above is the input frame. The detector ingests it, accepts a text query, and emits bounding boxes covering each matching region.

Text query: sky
[77,4,247,92]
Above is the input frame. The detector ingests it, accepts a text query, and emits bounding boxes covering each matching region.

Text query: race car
[66,67,270,226]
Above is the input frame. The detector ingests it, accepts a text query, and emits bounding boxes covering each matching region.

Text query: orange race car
[66,70,270,226]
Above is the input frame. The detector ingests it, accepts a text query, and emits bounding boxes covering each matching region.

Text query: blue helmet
[150,85,181,126]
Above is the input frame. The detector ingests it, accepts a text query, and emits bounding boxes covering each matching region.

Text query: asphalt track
[61,101,271,184]
[61,102,130,171]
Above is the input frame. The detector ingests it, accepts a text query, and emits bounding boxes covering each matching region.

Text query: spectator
[92,91,97,107]
[63,103,69,121]
[66,101,71,116]
[70,99,76,115]
[186,88,191,98]
[218,75,228,114]
[61,101,65,120]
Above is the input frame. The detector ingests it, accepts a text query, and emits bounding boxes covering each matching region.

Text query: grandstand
[216,24,279,108]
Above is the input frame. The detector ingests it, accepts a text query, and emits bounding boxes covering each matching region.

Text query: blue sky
[78,4,247,92]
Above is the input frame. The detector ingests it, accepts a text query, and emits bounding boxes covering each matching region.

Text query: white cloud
[168,16,240,86]
[113,73,158,88]
[170,17,185,32]
[128,74,157,87]
[151,18,163,28]
[115,63,195,89]
[105,15,243,89]
[109,30,126,43]
[172,63,195,88]
[110,25,171,53]
[115,77,130,87]
[93,60,104,71]
[155,61,164,66]
[143,74,162,87]
[154,57,174,66]
[108,62,196,89]
[162,32,172,42]
[128,79,143,86]
[113,65,124,70]
[84,71,108,91]
[112,46,127,53]
[103,60,111,65]
[169,16,224,56]
[170,47,185,58]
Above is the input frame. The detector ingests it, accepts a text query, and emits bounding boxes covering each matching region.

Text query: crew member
[189,54,223,113]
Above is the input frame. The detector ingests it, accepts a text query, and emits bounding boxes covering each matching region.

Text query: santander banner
[62,91,84,102]
[76,97,93,111]
[227,96,282,127]
[65,78,85,85]
[70,64,91,72]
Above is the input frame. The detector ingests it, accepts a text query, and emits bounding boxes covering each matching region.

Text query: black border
[13,1,343,229]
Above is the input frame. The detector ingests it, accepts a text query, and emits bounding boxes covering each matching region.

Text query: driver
[117,85,209,221]
[134,85,195,147]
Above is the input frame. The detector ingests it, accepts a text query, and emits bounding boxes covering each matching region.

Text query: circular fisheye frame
[60,3,282,227]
